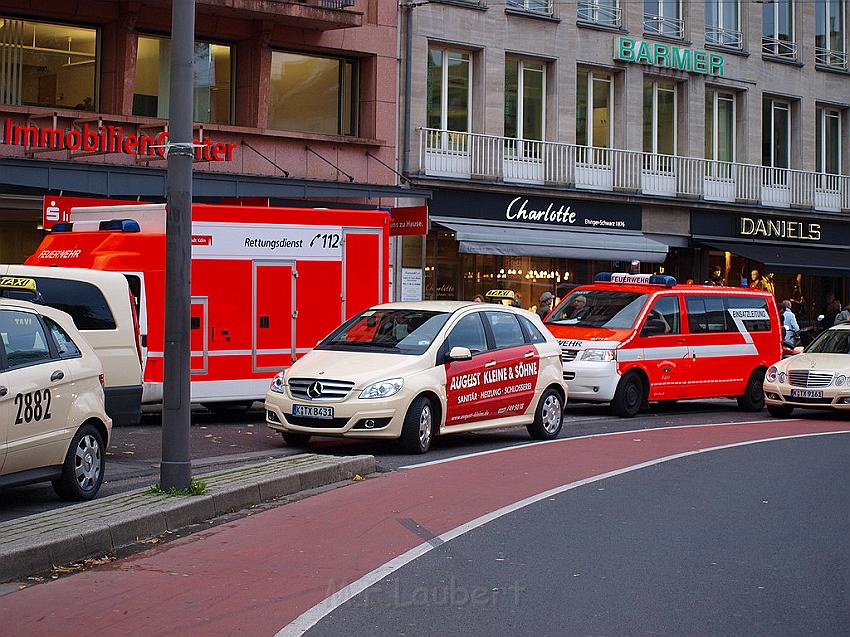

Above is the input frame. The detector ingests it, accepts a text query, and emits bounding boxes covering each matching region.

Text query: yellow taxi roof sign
[0,276,37,292]
[485,289,516,299]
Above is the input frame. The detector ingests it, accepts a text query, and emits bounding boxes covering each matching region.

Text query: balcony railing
[705,25,743,49]
[506,0,554,15]
[644,13,684,38]
[762,36,797,58]
[815,46,848,69]
[419,128,850,213]
[577,0,621,27]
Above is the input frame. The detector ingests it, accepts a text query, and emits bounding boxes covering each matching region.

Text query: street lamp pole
[160,0,196,490]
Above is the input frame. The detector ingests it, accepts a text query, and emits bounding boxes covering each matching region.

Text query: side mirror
[641,318,667,337]
[447,346,473,361]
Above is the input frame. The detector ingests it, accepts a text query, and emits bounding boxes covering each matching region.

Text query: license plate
[292,404,334,419]
[790,389,824,399]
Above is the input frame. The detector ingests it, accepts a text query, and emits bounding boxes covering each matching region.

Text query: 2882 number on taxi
[14,389,52,424]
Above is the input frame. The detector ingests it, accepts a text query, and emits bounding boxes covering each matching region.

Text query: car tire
[766,403,794,418]
[527,388,564,440]
[399,395,434,454]
[281,432,312,447]
[52,423,106,501]
[611,372,644,418]
[202,401,255,415]
[736,369,766,412]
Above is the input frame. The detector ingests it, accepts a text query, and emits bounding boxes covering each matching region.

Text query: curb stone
[0,453,376,584]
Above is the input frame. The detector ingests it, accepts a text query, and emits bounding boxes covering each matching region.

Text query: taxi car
[764,322,850,417]
[265,301,566,453]
[0,277,112,500]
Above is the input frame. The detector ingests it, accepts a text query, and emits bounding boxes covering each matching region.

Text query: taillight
[99,373,105,387]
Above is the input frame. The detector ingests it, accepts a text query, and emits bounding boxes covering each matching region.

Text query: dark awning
[433,218,669,263]
[699,240,850,276]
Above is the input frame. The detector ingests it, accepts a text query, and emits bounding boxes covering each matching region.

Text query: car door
[482,311,539,419]
[0,309,73,476]
[442,311,493,427]
[638,294,690,400]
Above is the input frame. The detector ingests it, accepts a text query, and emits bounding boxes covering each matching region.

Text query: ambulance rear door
[252,260,296,373]
[342,227,384,321]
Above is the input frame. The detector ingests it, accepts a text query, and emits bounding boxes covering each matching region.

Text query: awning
[699,240,850,276]
[433,218,669,263]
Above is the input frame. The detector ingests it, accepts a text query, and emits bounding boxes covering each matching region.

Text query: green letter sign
[613,37,725,77]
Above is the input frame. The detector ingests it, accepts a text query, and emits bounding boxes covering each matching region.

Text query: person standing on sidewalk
[536,291,554,321]
[781,300,801,347]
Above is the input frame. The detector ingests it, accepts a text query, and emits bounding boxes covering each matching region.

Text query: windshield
[546,290,648,329]
[805,329,850,355]
[317,308,450,355]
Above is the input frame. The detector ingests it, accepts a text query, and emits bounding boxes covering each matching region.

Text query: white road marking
[275,428,849,636]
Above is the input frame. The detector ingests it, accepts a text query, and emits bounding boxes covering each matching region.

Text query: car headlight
[766,366,777,382]
[270,372,286,394]
[581,349,616,362]
[835,375,846,386]
[359,378,404,399]
[778,372,787,384]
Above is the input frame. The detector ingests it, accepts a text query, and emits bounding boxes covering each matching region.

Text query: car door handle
[676,338,686,344]
[0,386,7,397]
[484,361,497,368]
[50,370,64,382]
[524,352,535,358]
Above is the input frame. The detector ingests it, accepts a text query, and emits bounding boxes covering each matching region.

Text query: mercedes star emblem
[307,381,324,399]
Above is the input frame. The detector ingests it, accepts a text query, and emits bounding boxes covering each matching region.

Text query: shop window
[445,312,488,354]
[505,58,545,147]
[705,89,736,162]
[0,17,97,111]
[643,80,677,155]
[763,0,796,58]
[576,70,613,149]
[644,0,684,38]
[815,0,846,67]
[762,98,791,169]
[645,296,681,335]
[816,107,841,175]
[485,312,525,349]
[268,51,356,136]
[686,296,729,332]
[426,47,471,148]
[706,0,742,48]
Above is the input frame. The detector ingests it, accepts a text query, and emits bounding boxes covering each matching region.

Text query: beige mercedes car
[265,301,567,453]
[764,322,850,417]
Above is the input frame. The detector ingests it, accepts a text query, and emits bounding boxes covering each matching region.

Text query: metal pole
[401,1,413,177]
[160,0,195,490]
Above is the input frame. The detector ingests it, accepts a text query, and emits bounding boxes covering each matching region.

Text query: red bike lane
[2,419,848,637]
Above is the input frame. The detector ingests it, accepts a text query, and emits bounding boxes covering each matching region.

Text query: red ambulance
[25,204,389,412]
[544,272,782,417]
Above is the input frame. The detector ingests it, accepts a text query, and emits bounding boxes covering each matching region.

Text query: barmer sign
[614,37,725,77]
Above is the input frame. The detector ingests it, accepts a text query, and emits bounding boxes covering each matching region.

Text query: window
[31,278,116,331]
[505,59,545,143]
[816,0,846,67]
[0,18,97,110]
[762,98,791,169]
[427,47,471,135]
[507,0,554,15]
[318,309,449,355]
[547,290,649,330]
[0,310,52,368]
[763,0,796,58]
[644,0,684,38]
[643,80,677,155]
[645,296,681,335]
[268,51,356,136]
[578,0,621,27]
[686,296,728,333]
[44,318,81,359]
[485,312,525,349]
[577,70,613,150]
[816,107,841,175]
[133,36,231,124]
[705,0,742,48]
[518,315,547,344]
[705,89,736,162]
[726,296,772,332]
[446,313,488,354]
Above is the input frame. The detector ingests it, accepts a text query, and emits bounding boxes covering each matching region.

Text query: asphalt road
[0,399,845,522]
[309,435,850,637]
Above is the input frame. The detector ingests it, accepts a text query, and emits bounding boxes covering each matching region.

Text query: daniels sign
[3,119,236,161]
[738,216,821,242]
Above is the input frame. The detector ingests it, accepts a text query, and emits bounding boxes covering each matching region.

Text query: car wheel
[766,403,794,418]
[736,369,766,412]
[611,372,644,418]
[281,432,312,447]
[399,395,434,454]
[527,388,563,440]
[52,423,106,501]
[202,401,255,415]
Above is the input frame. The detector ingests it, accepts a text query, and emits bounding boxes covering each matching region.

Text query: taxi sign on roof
[0,276,37,291]
[485,289,516,299]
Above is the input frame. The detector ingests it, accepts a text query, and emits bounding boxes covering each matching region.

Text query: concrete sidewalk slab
[0,453,375,584]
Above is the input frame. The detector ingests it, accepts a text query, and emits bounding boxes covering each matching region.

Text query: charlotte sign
[430,188,641,231]
[4,119,236,161]
[614,37,725,77]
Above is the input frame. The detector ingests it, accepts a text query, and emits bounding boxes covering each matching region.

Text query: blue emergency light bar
[595,272,677,287]
[51,222,73,232]
[98,219,141,232]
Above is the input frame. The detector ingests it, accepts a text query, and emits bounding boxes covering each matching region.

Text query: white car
[764,322,850,417]
[265,301,567,453]
[0,277,112,500]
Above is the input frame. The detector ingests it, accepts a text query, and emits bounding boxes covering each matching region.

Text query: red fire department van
[544,272,782,417]
[25,203,389,412]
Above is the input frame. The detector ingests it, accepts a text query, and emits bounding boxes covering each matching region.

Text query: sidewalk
[0,453,375,584]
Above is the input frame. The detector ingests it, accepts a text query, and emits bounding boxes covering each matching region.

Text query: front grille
[782,395,834,405]
[284,415,349,428]
[561,349,579,363]
[288,378,354,401]
[787,370,834,388]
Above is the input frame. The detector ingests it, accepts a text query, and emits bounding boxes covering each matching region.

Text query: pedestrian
[472,294,485,303]
[709,265,724,286]
[536,291,554,321]
[512,292,523,308]
[835,302,850,325]
[823,294,841,328]
[780,300,800,347]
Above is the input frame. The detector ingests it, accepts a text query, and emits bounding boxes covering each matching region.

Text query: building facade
[401,0,850,324]
[0,0,414,264]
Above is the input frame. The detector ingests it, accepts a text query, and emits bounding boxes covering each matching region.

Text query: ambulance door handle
[484,361,497,368]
